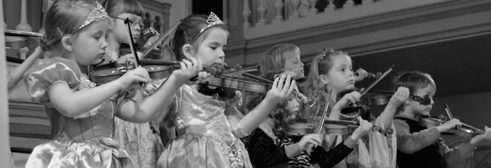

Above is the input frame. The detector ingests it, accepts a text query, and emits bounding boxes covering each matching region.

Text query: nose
[218,49,225,61]
[135,24,141,32]
[101,38,108,50]
[429,97,435,105]
[347,69,354,77]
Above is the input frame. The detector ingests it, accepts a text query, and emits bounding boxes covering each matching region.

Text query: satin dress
[157,84,252,168]
[23,57,133,168]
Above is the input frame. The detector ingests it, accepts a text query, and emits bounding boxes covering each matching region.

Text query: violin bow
[124,18,141,67]
[140,21,180,59]
[317,89,333,133]
[444,104,454,119]
[359,64,395,96]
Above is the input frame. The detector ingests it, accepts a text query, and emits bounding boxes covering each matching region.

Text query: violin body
[89,59,176,85]
[142,64,173,80]
[89,62,128,85]
[200,75,269,93]
[360,92,391,106]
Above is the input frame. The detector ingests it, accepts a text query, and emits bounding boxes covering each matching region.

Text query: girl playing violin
[99,0,165,167]
[23,0,187,166]
[244,72,373,168]
[259,44,371,84]
[303,49,409,168]
[98,0,144,63]
[156,12,296,168]
[393,71,491,168]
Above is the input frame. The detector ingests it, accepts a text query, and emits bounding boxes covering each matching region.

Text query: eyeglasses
[114,17,144,28]
[410,94,433,105]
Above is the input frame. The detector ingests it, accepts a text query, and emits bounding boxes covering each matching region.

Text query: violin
[288,119,391,135]
[196,68,271,101]
[337,65,395,119]
[89,59,179,85]
[88,18,141,85]
[89,21,180,85]
[419,105,485,137]
[240,72,317,107]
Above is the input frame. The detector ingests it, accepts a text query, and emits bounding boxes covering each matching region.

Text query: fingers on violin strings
[283,75,292,90]
[286,80,296,96]
[198,71,206,77]
[278,74,286,90]
[273,76,280,89]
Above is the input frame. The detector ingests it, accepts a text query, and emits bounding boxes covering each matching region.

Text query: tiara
[77,2,110,32]
[143,27,160,36]
[189,12,226,44]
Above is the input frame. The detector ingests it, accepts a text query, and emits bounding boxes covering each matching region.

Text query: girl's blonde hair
[259,44,300,75]
[41,0,101,51]
[303,49,348,117]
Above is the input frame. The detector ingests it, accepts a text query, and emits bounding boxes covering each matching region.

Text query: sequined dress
[23,57,133,168]
[157,84,252,168]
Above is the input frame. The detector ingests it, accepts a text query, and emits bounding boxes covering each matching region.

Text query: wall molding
[226,0,491,66]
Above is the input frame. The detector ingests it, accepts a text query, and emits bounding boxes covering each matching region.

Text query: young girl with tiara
[393,71,491,168]
[303,49,410,168]
[98,0,165,167]
[156,12,296,168]
[23,0,200,167]
[243,71,373,168]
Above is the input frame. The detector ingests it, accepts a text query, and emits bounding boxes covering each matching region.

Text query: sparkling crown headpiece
[143,27,160,36]
[189,12,227,44]
[76,2,110,32]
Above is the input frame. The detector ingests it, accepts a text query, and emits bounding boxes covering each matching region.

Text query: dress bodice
[24,57,117,142]
[173,84,236,145]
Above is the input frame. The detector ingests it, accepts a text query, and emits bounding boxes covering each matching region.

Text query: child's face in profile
[324,55,355,92]
[193,27,228,66]
[113,13,143,43]
[283,49,304,78]
[409,85,436,116]
[71,20,110,65]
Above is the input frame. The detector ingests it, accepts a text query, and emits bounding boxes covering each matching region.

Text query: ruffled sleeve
[23,57,81,104]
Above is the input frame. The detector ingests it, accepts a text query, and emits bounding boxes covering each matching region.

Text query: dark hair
[41,0,99,51]
[160,14,228,61]
[99,0,144,18]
